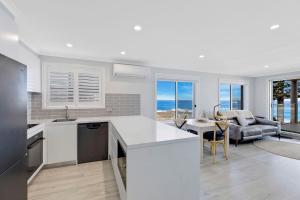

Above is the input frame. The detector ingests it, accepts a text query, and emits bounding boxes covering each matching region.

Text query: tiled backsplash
[27,93,32,120]
[29,93,140,120]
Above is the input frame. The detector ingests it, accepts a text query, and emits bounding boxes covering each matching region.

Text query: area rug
[254,139,300,160]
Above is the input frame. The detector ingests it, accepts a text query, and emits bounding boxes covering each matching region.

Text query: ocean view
[157,99,300,123]
[157,100,193,112]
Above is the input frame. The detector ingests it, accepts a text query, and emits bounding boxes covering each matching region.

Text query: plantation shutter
[43,63,105,109]
[48,71,75,104]
[78,72,102,105]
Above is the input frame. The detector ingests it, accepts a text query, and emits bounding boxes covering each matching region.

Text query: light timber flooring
[29,142,300,200]
[28,161,120,200]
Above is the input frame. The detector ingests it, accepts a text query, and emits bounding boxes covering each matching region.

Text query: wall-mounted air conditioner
[113,64,150,78]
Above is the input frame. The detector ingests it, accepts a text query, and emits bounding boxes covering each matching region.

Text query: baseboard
[44,160,77,169]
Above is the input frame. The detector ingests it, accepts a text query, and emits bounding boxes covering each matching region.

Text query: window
[43,63,105,109]
[156,80,195,120]
[219,83,243,111]
[48,71,74,105]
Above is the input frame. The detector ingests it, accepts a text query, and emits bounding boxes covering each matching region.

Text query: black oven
[27,131,44,179]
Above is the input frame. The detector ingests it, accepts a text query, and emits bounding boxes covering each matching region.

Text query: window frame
[219,82,244,111]
[42,62,106,109]
[155,79,196,120]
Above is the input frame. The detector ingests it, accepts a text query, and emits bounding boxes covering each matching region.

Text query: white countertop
[27,116,199,149]
[76,116,199,149]
[108,116,199,149]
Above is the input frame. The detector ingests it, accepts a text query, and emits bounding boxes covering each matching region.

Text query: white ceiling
[9,0,300,77]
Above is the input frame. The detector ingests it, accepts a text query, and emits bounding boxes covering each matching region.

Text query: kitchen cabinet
[18,44,41,92]
[45,123,77,165]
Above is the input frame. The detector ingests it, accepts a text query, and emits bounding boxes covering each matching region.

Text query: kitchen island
[107,116,200,200]
[28,116,201,200]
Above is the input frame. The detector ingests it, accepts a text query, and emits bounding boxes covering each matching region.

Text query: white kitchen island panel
[108,116,200,200]
[127,139,200,200]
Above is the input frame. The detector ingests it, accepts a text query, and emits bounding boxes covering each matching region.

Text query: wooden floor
[28,161,120,200]
[29,142,300,200]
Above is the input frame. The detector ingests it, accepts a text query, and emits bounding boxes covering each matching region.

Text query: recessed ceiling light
[120,51,126,55]
[134,25,142,32]
[264,65,270,68]
[66,43,73,48]
[199,55,205,59]
[270,24,280,30]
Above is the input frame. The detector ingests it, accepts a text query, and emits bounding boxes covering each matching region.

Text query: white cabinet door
[46,123,77,164]
[18,44,41,92]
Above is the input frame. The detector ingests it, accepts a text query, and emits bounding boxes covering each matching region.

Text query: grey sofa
[221,110,281,146]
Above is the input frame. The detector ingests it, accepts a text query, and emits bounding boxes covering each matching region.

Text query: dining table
[184,119,230,160]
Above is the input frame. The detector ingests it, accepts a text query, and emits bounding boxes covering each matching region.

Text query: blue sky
[220,84,230,101]
[219,83,241,101]
[157,81,193,100]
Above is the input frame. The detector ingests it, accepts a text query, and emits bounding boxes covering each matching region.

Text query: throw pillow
[237,114,248,127]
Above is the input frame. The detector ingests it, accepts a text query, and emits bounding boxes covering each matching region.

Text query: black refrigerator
[0,54,27,200]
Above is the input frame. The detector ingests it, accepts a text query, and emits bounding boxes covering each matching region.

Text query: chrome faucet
[65,105,69,120]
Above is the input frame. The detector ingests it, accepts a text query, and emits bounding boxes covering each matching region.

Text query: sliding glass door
[272,79,300,133]
[156,80,195,120]
[177,82,194,118]
[156,81,176,120]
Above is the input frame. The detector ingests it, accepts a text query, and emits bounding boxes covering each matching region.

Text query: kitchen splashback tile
[29,93,140,120]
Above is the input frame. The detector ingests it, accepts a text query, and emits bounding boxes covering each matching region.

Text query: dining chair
[203,118,229,162]
[174,111,189,129]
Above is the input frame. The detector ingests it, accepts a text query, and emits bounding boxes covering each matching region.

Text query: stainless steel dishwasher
[77,122,108,164]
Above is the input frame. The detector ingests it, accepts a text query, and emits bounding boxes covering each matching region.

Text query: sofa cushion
[242,126,262,137]
[246,118,256,125]
[251,125,278,134]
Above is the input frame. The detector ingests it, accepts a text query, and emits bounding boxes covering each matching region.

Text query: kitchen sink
[52,118,77,122]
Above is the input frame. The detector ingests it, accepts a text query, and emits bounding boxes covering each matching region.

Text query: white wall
[40,56,255,119]
[254,71,300,119]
